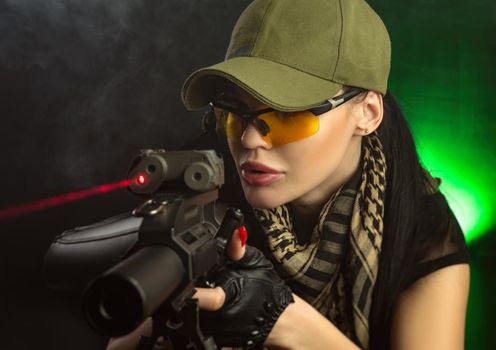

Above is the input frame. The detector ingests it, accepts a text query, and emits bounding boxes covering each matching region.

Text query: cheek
[227,139,241,167]
[227,139,245,181]
[289,112,355,171]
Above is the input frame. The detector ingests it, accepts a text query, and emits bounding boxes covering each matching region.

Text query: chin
[242,187,288,209]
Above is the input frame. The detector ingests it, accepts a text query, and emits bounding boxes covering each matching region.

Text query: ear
[353,91,383,136]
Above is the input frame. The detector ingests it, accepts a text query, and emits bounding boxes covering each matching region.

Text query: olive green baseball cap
[182,0,391,112]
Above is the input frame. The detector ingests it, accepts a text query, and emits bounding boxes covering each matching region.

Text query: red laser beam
[0,179,131,221]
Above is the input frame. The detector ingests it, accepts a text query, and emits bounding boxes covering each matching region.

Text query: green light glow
[399,93,495,244]
[385,21,496,244]
[419,153,492,243]
[439,181,486,242]
[398,95,495,243]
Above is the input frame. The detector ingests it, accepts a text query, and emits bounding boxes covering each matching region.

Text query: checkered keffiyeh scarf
[253,134,386,349]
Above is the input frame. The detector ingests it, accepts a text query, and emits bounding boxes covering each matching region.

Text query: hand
[194,229,294,349]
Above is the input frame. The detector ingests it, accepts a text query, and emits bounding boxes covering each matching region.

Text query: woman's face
[226,86,366,211]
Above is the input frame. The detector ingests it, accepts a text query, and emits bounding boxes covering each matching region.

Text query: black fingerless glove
[201,246,294,349]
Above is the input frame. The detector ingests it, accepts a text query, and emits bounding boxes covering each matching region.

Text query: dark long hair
[369,91,450,349]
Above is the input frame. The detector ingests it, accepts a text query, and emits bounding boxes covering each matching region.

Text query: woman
[108,0,469,349]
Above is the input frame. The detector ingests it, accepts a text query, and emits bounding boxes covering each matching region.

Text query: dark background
[0,0,494,349]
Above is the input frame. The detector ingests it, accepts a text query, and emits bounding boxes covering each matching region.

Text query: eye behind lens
[253,119,270,136]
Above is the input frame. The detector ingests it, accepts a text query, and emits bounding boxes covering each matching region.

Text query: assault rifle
[46,149,243,350]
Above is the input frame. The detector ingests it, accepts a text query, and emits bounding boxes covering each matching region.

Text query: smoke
[0,0,247,206]
[2,0,130,70]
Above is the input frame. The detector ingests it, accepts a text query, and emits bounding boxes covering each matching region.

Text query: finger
[227,227,247,261]
[193,287,225,311]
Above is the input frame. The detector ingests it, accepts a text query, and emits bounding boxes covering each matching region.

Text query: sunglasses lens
[258,111,320,145]
[213,108,320,146]
[225,111,244,139]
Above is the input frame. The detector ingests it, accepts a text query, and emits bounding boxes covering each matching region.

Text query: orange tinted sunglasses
[210,88,365,146]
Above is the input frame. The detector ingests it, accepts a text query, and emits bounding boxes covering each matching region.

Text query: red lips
[239,161,284,186]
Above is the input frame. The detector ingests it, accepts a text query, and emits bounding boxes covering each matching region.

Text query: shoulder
[391,263,469,350]
[389,190,470,349]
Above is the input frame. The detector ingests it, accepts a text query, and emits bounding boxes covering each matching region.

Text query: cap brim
[182,57,343,112]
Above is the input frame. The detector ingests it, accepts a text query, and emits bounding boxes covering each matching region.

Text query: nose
[240,121,272,149]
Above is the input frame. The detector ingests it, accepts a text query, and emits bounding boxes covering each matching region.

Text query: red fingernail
[239,225,248,247]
